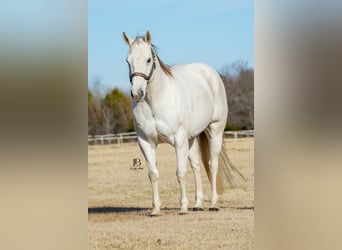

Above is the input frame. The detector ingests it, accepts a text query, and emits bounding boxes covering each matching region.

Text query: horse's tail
[198,132,246,194]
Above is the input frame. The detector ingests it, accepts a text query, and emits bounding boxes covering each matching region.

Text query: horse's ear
[123,32,133,46]
[145,30,152,45]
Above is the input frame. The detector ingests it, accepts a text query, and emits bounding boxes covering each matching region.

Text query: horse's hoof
[150,210,160,217]
[209,207,220,211]
[179,209,188,215]
[192,207,204,211]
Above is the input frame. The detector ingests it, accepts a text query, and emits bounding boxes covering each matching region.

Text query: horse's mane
[151,44,173,78]
[156,54,173,78]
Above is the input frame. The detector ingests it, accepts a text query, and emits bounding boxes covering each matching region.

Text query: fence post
[234,132,238,139]
[101,136,103,145]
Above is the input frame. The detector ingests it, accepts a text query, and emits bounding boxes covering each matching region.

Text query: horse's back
[172,63,226,99]
[171,63,228,135]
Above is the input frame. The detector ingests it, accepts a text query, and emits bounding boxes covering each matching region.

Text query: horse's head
[123,31,155,102]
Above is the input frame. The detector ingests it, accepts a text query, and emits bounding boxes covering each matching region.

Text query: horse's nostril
[130,91,134,98]
[138,89,144,98]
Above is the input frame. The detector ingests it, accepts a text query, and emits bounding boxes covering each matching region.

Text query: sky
[88,0,254,93]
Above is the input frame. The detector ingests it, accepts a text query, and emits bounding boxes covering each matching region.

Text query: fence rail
[88,132,137,145]
[88,130,254,145]
[224,130,254,139]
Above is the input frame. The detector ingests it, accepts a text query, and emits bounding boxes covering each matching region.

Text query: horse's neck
[145,62,170,109]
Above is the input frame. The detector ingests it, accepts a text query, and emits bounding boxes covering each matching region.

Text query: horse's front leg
[175,129,190,214]
[137,137,160,216]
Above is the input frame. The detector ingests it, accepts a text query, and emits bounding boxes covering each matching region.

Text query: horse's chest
[153,118,176,143]
[139,117,176,144]
[138,117,174,144]
[133,102,179,144]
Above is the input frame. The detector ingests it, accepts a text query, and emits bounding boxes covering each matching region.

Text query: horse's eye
[147,58,151,63]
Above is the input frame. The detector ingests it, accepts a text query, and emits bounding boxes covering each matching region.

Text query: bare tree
[101,104,115,134]
[89,75,110,101]
[221,61,254,130]
[88,90,102,135]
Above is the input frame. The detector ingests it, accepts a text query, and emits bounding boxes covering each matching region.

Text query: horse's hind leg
[175,129,190,214]
[207,122,225,210]
[188,138,204,210]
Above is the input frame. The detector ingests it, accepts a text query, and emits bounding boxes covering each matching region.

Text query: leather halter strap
[129,48,156,84]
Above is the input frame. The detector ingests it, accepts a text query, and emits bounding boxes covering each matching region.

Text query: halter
[129,48,156,84]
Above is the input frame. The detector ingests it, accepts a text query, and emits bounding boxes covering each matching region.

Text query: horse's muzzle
[131,89,144,102]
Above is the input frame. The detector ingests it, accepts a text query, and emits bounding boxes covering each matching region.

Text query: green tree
[102,88,133,134]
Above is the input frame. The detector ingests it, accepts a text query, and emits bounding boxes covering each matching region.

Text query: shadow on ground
[88,207,150,214]
[88,206,254,214]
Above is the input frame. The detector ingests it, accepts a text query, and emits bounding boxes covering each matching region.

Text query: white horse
[123,31,243,215]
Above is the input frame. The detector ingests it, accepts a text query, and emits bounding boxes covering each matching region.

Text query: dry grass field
[88,138,254,249]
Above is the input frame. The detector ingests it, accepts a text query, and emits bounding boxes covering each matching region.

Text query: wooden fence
[88,130,254,145]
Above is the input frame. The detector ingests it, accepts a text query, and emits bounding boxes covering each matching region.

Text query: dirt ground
[88,138,254,249]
